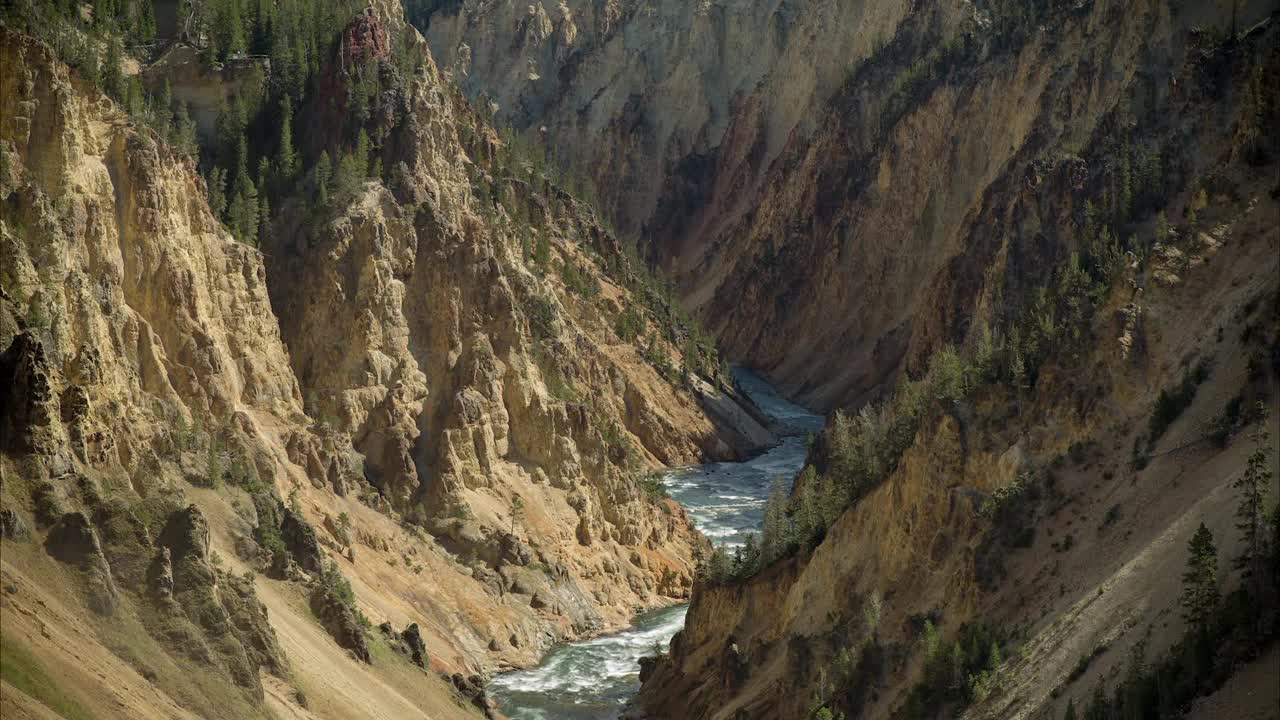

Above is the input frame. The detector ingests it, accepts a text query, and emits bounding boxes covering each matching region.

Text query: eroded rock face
[0,332,59,453]
[0,9,747,712]
[634,15,1280,718]
[155,505,284,699]
[422,0,921,250]
[0,508,28,539]
[44,511,119,615]
[310,583,372,663]
[263,5,733,642]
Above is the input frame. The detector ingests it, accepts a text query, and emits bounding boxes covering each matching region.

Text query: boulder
[401,623,428,668]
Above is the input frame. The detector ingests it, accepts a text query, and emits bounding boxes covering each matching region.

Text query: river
[487,369,822,719]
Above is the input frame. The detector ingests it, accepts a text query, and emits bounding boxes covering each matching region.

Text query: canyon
[2,0,1279,719]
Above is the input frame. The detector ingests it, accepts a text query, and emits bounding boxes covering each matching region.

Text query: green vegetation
[614,304,645,343]
[1233,415,1272,597]
[1070,504,1280,720]
[1,0,409,244]
[1146,358,1213,449]
[0,637,95,720]
[898,622,1010,719]
[639,472,669,500]
[1064,440,1280,720]
[317,559,370,628]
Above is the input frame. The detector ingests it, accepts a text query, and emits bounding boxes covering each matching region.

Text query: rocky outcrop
[379,620,430,668]
[155,505,284,698]
[0,8,743,704]
[44,511,120,615]
[0,507,29,538]
[310,583,372,663]
[264,3,742,643]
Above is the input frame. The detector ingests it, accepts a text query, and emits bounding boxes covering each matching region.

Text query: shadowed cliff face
[420,0,1275,413]
[419,0,936,256]
[629,11,1280,719]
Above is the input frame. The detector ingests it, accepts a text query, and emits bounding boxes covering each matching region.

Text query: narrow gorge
[1,1,1278,720]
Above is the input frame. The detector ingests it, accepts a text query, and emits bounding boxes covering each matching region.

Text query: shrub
[1148,358,1212,447]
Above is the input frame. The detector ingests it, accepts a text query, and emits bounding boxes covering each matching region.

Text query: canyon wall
[0,3,763,715]
[422,0,1275,411]
[631,9,1280,718]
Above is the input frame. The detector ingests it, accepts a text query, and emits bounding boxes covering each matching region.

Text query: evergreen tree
[277,97,297,181]
[258,194,271,245]
[207,166,229,219]
[1234,412,1272,590]
[333,151,361,198]
[103,37,125,101]
[534,230,551,269]
[228,174,258,244]
[355,128,371,178]
[1063,699,1077,720]
[707,544,731,583]
[314,150,332,204]
[1180,522,1220,630]
[173,101,198,157]
[760,477,789,563]
[152,80,173,138]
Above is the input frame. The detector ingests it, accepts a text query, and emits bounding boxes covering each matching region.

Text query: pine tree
[1234,411,1272,590]
[103,38,125,101]
[228,174,258,244]
[760,477,789,563]
[1063,698,1077,720]
[863,590,882,644]
[257,156,272,196]
[1180,522,1220,630]
[736,533,761,577]
[314,150,331,204]
[355,129,371,178]
[277,97,297,180]
[207,166,228,219]
[921,620,940,662]
[258,194,271,246]
[534,230,551,269]
[333,151,361,198]
[1154,211,1170,244]
[173,102,198,157]
[152,80,173,138]
[707,544,731,583]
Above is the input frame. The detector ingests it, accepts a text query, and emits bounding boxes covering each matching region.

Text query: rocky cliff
[0,4,760,716]
[421,0,1278,412]
[631,10,1280,718]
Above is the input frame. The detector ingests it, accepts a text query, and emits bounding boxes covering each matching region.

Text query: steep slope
[700,0,1279,408]
[0,4,763,716]
[421,0,1278,414]
[632,16,1280,720]
[418,0,926,253]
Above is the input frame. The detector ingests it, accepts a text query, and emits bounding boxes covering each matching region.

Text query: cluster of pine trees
[1063,420,1278,720]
